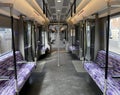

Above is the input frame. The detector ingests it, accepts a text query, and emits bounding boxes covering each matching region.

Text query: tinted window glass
[0,28,12,55]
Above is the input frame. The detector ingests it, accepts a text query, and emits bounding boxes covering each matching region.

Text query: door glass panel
[109,16,120,54]
[85,22,91,60]
[0,28,12,55]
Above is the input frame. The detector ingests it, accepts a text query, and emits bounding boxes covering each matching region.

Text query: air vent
[63,0,70,6]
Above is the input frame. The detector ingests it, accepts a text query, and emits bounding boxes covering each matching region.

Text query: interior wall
[18,16,25,58]
[0,14,19,51]
[36,27,39,42]
[75,25,79,43]
[32,24,35,59]
[94,14,100,60]
[99,17,106,50]
[68,25,72,44]
[90,20,95,61]
[66,25,69,41]
[38,26,42,42]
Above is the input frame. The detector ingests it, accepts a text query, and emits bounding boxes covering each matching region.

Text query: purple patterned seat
[84,62,120,95]
[0,51,35,95]
[0,68,31,95]
[84,50,120,95]
[95,50,115,68]
[21,62,35,72]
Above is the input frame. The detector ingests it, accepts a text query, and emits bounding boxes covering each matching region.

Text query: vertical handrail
[74,0,76,14]
[83,19,85,61]
[57,14,60,67]
[10,6,19,95]
[104,1,111,95]
[71,3,73,17]
[45,3,48,17]
[34,22,37,65]
[42,0,45,14]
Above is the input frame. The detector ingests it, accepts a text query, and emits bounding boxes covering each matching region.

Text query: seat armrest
[100,66,113,68]
[112,75,120,78]
[0,76,10,81]
[17,61,27,64]
[7,66,19,71]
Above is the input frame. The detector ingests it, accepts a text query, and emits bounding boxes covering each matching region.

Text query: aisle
[21,50,102,95]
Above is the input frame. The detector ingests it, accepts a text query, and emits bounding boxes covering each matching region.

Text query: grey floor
[20,39,102,95]
[20,49,102,95]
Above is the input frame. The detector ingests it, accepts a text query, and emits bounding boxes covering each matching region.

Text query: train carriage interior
[0,0,120,95]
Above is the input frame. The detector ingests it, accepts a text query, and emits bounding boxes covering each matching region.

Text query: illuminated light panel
[57,0,61,2]
[57,10,61,12]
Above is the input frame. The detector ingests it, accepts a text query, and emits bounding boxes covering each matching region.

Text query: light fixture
[57,0,61,2]
[57,9,61,12]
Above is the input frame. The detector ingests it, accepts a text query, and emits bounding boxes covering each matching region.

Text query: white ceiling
[36,0,82,22]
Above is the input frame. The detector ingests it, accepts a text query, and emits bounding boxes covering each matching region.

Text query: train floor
[20,49,102,95]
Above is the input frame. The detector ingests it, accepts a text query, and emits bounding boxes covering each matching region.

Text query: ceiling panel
[47,0,55,7]
[53,15,56,19]
[63,0,70,6]
[76,0,82,7]
[61,8,67,13]
[36,0,82,22]
[50,8,56,13]
[60,15,65,20]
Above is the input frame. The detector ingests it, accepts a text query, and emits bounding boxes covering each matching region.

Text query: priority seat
[0,51,35,95]
[84,50,120,95]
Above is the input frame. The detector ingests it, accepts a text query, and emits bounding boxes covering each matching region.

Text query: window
[86,22,90,47]
[24,23,31,47]
[85,22,91,60]
[42,31,45,45]
[27,23,32,46]
[109,16,120,54]
[70,29,75,36]
[0,28,12,55]
[70,28,75,45]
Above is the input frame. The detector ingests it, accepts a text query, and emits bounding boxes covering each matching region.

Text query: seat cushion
[84,62,120,95]
[95,50,114,68]
[0,51,35,95]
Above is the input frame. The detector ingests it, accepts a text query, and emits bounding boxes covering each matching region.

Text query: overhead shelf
[0,0,49,25]
[0,9,19,19]
[76,0,90,13]
[71,0,107,24]
[27,0,49,24]
[67,0,119,24]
